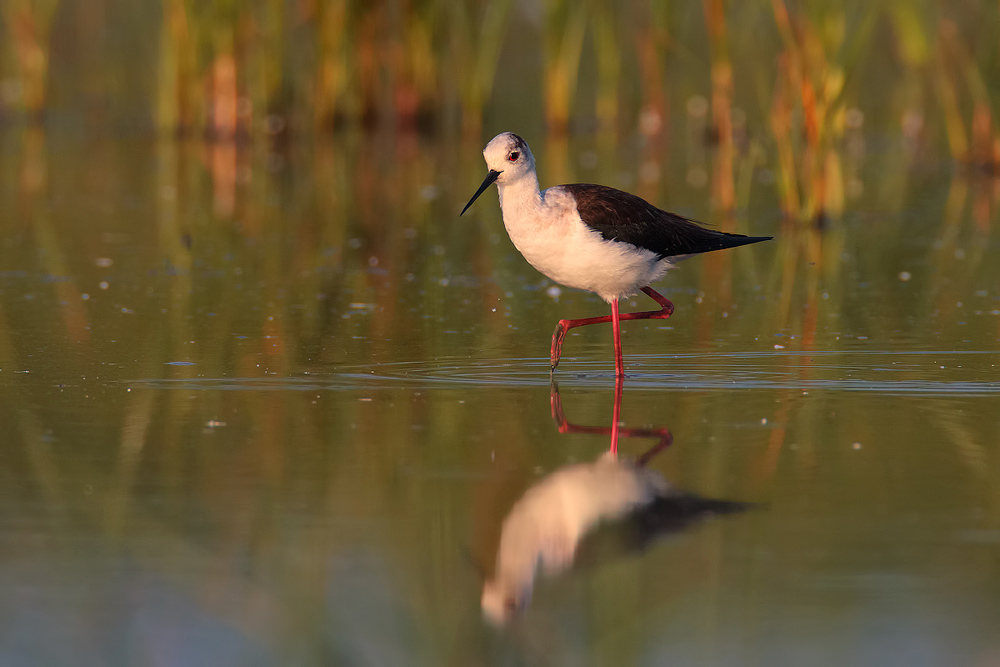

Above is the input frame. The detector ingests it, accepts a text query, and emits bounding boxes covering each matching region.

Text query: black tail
[627,493,756,543]
[701,232,773,253]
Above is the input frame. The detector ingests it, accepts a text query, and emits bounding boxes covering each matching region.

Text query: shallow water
[0,130,998,666]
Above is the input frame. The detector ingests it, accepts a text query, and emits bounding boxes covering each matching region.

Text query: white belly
[497,183,674,302]
[506,217,671,303]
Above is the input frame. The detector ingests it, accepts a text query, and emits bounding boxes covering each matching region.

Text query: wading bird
[462,132,771,376]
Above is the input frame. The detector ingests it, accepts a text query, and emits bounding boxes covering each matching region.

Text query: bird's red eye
[508,152,519,162]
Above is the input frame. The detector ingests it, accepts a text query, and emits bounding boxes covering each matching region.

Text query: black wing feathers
[563,184,771,259]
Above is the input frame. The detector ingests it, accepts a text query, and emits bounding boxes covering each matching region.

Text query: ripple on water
[126,350,1000,396]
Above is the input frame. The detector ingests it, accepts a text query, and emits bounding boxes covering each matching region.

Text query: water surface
[0,130,998,666]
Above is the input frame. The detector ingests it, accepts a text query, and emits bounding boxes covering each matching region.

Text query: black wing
[573,493,754,567]
[562,184,771,259]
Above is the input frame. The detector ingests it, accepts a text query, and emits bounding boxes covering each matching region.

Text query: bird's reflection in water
[482,380,750,624]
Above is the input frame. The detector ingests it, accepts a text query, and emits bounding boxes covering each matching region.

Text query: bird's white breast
[482,453,669,622]
[499,184,672,303]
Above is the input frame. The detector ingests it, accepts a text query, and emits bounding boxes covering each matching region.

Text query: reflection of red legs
[609,371,623,454]
[550,286,675,376]
[549,376,673,460]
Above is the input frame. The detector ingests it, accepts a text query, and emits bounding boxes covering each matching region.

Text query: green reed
[2,104,1000,659]
[1,0,60,118]
[2,1,999,226]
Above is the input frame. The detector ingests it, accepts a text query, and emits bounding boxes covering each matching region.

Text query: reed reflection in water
[0,124,997,664]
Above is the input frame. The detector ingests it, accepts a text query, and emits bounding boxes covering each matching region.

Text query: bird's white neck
[497,172,542,221]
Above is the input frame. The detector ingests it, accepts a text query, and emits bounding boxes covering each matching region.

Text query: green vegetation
[1,1,999,225]
[1,5,999,661]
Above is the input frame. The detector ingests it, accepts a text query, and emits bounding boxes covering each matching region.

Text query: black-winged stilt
[461,132,772,376]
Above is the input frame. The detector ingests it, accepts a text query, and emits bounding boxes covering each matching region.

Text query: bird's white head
[482,132,535,183]
[481,578,527,625]
[461,132,536,216]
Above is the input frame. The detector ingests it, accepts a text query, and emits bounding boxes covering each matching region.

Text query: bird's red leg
[619,286,675,322]
[550,287,675,371]
[612,299,624,378]
[551,313,614,370]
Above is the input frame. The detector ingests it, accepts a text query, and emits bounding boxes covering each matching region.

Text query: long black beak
[461,169,501,216]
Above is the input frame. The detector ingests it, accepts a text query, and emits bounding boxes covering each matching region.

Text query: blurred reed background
[0,1,997,502]
[1,0,998,225]
[2,5,1000,660]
